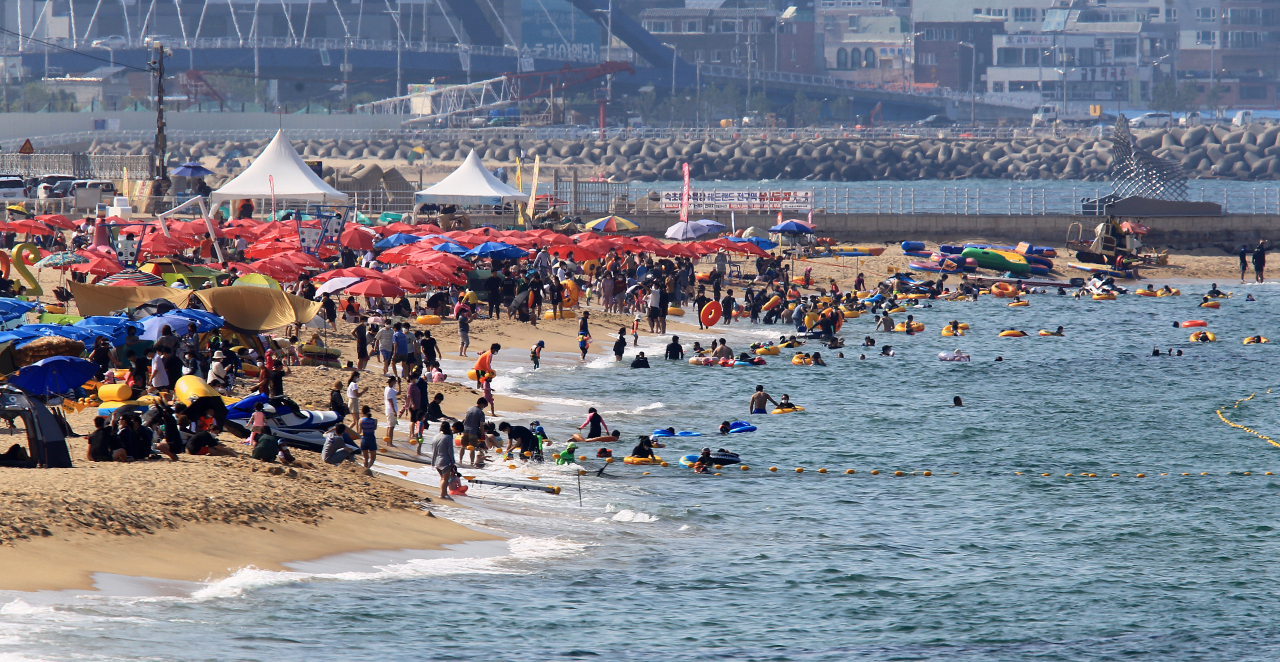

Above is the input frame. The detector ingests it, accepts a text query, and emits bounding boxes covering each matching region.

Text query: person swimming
[811,352,826,366]
[719,421,732,434]
[1246,294,1256,301]
[953,396,963,406]
[1152,347,1161,356]
[863,335,876,347]
[836,352,844,358]
[776,394,798,410]
[692,448,713,474]
[880,345,895,357]
[1161,285,1173,294]
[1208,283,1225,297]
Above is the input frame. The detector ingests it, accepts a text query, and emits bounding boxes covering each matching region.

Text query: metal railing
[0,153,150,179]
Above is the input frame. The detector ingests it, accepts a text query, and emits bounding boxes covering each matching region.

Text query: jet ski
[224,393,341,452]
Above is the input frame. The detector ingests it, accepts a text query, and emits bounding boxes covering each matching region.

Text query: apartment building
[1176,0,1280,108]
[913,21,1005,91]
[638,4,815,73]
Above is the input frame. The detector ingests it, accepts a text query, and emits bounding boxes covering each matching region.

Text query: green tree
[1204,84,1228,116]
[1150,79,1200,113]
[20,82,77,111]
[789,92,821,127]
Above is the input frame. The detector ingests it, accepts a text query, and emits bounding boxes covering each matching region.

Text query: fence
[0,153,151,179]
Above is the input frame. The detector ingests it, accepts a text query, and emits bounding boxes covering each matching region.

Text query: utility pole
[151,41,167,181]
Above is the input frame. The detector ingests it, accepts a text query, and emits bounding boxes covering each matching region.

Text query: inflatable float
[679,451,742,467]
[1182,320,1208,327]
[1157,289,1181,297]
[1200,301,1220,309]
[998,330,1027,337]
[1007,300,1029,307]
[1244,337,1270,344]
[700,301,722,327]
[727,421,757,433]
[938,352,971,362]
[416,314,442,325]
[1190,331,1217,342]
[1092,293,1117,300]
[1038,330,1064,336]
[623,455,664,465]
[894,322,925,332]
[771,406,805,414]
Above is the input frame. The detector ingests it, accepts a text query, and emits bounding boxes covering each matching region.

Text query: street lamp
[958,41,976,125]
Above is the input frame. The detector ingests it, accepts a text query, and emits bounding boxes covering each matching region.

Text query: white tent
[211,130,348,205]
[414,150,529,206]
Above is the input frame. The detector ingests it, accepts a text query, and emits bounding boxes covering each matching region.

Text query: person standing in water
[749,385,778,415]
[1253,240,1268,283]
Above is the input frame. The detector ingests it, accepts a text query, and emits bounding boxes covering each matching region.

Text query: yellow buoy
[1112,473,1120,477]
[1201,472,1209,475]
[741,465,750,471]
[714,464,723,470]
[714,473,722,476]
[660,462,669,467]
[579,455,588,461]
[578,469,587,476]
[1136,473,1146,477]
[1065,473,1073,477]
[870,469,880,475]
[642,472,650,475]
[894,470,904,477]
[1088,473,1097,477]
[1182,473,1190,476]
[606,457,614,463]
[845,469,855,474]
[795,467,804,473]
[769,467,778,472]
[923,471,932,476]
[508,464,517,469]
[818,468,827,474]
[1042,473,1051,477]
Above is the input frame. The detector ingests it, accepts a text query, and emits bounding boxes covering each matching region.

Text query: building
[817,0,912,82]
[778,4,820,74]
[638,3,785,72]
[1175,0,1280,108]
[40,66,129,109]
[913,21,1004,92]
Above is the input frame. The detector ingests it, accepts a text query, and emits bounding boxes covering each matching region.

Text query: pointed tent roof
[211,130,347,205]
[414,150,529,207]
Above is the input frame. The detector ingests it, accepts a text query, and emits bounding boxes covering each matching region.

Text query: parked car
[0,176,28,202]
[91,35,128,49]
[71,180,117,195]
[1232,110,1254,127]
[1129,112,1173,128]
[34,174,75,199]
[1179,111,1203,128]
[915,114,955,127]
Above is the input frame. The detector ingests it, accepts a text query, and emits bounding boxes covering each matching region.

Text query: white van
[0,176,27,202]
[1179,111,1203,127]
[1232,110,1254,127]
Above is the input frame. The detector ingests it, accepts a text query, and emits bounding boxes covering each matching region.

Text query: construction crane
[359,61,635,126]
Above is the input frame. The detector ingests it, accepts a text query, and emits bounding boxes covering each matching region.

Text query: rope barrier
[1217,390,1280,449]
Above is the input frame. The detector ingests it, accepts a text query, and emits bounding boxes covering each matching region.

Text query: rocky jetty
[84,122,1280,182]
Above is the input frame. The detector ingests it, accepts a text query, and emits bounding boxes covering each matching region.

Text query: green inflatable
[960,247,1031,275]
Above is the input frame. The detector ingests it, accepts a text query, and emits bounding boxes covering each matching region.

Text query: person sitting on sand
[187,425,235,456]
[87,416,125,462]
[322,424,359,464]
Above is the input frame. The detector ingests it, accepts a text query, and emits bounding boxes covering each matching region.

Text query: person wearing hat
[530,340,544,369]
[208,350,229,395]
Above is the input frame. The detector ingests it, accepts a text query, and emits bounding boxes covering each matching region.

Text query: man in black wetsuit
[664,336,684,360]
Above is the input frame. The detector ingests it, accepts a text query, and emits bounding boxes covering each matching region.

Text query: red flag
[680,163,691,222]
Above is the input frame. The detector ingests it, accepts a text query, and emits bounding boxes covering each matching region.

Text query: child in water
[776,394,798,411]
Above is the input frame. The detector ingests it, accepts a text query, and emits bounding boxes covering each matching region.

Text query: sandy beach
[3,232,1255,594]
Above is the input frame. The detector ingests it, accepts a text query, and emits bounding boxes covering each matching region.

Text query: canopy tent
[68,282,194,318]
[193,286,322,332]
[414,150,529,206]
[211,130,348,206]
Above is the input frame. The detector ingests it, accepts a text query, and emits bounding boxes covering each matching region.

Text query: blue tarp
[0,298,37,323]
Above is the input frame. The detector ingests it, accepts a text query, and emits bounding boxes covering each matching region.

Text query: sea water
[5,284,1280,661]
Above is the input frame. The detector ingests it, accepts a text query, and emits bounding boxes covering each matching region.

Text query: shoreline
[0,507,497,593]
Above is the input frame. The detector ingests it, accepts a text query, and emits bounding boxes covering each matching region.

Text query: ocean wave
[610,510,659,523]
[188,535,586,601]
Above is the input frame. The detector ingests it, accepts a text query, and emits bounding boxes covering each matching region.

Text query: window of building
[1228,8,1261,25]
[791,48,798,61]
[849,15,859,29]
[820,0,835,5]
[841,0,855,6]
[684,20,701,33]
[748,19,761,32]
[922,28,936,40]
[1013,7,1036,21]
[1114,38,1137,57]
[942,28,957,40]
[997,47,1022,65]
[1241,85,1266,99]
[1024,48,1040,65]
[1009,80,1037,92]
[919,52,938,65]
[1195,7,1217,22]
[992,81,1005,92]
[1227,31,1262,48]
[731,48,740,63]
[1195,30,1216,44]
[864,47,877,67]
[837,47,848,68]
[1077,47,1095,65]
[1164,7,1177,20]
[644,20,672,33]
[710,49,722,62]
[721,20,737,33]
[824,15,836,28]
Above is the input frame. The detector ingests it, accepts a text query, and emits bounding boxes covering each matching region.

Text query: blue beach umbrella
[432,242,470,255]
[664,222,708,241]
[170,161,215,178]
[770,220,814,234]
[374,233,423,250]
[728,236,779,250]
[10,356,98,397]
[463,241,528,260]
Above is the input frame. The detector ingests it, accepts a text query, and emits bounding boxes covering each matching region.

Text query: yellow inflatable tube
[1200,301,1220,309]
[771,406,805,414]
[467,369,497,382]
[1190,331,1217,342]
[1007,300,1029,307]
[998,330,1027,337]
[1092,293,1117,300]
[1243,337,1269,344]
[893,322,925,332]
[755,346,780,356]
[416,314,442,325]
[791,355,813,365]
[941,327,964,337]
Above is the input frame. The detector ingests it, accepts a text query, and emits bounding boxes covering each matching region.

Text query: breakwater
[82,123,1280,183]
